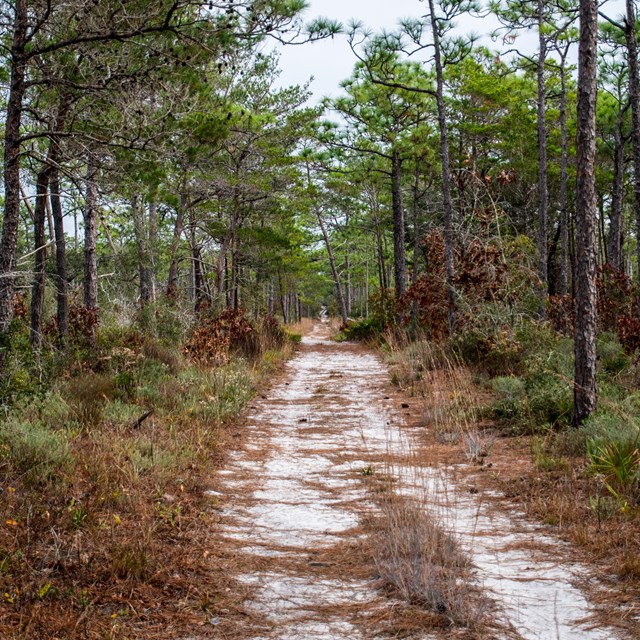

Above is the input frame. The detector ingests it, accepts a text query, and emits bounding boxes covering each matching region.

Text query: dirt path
[210,324,624,639]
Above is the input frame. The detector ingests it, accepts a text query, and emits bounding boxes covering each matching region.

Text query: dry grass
[359,461,495,637]
[382,329,640,638]
[374,493,475,620]
[0,323,296,640]
[349,332,496,634]
[385,331,488,450]
[286,317,315,336]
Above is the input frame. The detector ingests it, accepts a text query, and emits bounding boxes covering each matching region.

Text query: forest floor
[197,323,636,640]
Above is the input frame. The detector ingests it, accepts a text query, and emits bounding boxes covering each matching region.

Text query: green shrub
[597,333,629,375]
[449,328,492,369]
[142,339,182,374]
[1,419,74,485]
[490,376,526,421]
[102,400,145,425]
[342,317,384,341]
[284,329,302,344]
[582,411,640,447]
[586,435,640,501]
[490,371,572,433]
[450,326,521,376]
[64,373,115,427]
[22,391,71,431]
[526,374,573,428]
[0,321,46,404]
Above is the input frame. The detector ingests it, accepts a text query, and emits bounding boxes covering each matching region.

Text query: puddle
[214,324,625,639]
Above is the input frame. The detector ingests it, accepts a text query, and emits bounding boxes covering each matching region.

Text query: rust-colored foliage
[617,315,640,354]
[593,265,640,353]
[12,293,27,320]
[547,294,574,335]
[399,231,508,340]
[399,232,448,339]
[43,305,100,346]
[184,307,254,364]
[597,265,634,331]
[456,238,507,302]
[69,305,99,345]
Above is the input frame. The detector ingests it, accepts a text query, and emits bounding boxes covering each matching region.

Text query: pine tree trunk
[317,212,348,325]
[30,93,69,346]
[573,0,599,427]
[167,192,186,298]
[306,162,348,323]
[0,0,28,331]
[623,0,640,319]
[83,156,99,348]
[412,166,421,326]
[132,193,149,304]
[29,165,51,347]
[50,170,68,342]
[148,195,158,302]
[46,194,56,261]
[429,0,456,332]
[537,0,549,316]
[189,211,206,311]
[607,107,625,270]
[558,47,570,298]
[391,148,406,297]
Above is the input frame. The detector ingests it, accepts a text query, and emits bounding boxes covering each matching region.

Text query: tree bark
[167,192,186,298]
[317,211,348,325]
[189,210,207,311]
[573,0,599,427]
[29,165,51,347]
[306,162,348,323]
[391,148,406,297]
[29,93,69,347]
[46,193,56,261]
[607,106,625,270]
[50,169,68,342]
[83,156,99,347]
[558,45,570,297]
[132,193,152,305]
[536,0,549,316]
[0,0,28,331]
[148,194,158,302]
[428,0,456,332]
[623,0,640,318]
[412,165,421,326]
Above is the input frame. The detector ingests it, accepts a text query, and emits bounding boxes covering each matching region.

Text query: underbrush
[382,317,640,599]
[0,308,298,638]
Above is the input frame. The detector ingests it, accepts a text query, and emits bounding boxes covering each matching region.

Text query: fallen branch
[132,409,154,429]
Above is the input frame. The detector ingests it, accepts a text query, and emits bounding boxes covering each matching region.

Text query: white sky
[274,0,517,100]
[273,0,627,103]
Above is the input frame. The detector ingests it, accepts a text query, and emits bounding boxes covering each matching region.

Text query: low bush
[597,332,629,375]
[526,373,573,429]
[341,317,385,341]
[586,435,640,503]
[64,372,115,428]
[490,376,526,422]
[1,418,74,486]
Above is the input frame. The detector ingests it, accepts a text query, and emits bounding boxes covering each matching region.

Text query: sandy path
[211,325,623,639]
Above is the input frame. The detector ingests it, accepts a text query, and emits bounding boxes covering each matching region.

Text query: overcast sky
[273,0,517,101]
[272,0,627,103]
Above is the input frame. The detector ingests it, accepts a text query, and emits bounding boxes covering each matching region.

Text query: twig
[132,409,154,429]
